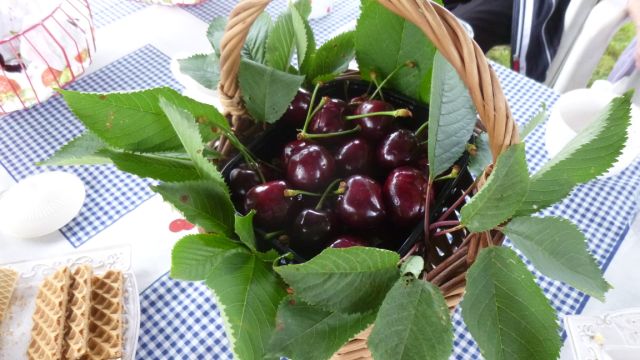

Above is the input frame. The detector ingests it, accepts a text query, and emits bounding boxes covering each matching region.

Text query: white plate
[565,308,640,360]
[0,245,140,360]
[0,171,86,238]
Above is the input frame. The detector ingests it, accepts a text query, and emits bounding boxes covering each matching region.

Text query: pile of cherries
[228,87,436,259]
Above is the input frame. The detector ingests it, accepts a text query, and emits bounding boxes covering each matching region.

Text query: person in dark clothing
[444,0,572,83]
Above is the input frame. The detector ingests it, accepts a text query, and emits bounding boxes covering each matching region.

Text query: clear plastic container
[0,245,140,360]
[0,0,95,115]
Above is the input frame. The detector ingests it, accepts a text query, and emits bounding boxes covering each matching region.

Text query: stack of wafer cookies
[27,266,124,360]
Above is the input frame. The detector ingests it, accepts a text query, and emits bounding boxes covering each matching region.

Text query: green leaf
[241,12,273,64]
[234,211,257,252]
[468,132,492,177]
[428,52,477,179]
[152,180,234,237]
[178,53,220,90]
[460,143,529,232]
[461,247,561,360]
[516,93,632,216]
[207,17,227,56]
[206,251,287,360]
[519,103,547,139]
[171,233,243,281]
[294,0,312,19]
[301,31,355,85]
[158,97,227,189]
[99,149,201,182]
[268,296,375,360]
[400,256,424,278]
[275,247,400,313]
[238,59,304,123]
[504,216,610,300]
[265,5,309,71]
[355,0,437,102]
[38,132,111,166]
[60,87,227,153]
[369,276,452,360]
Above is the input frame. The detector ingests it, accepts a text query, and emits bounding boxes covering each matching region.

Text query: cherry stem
[414,120,429,137]
[284,189,321,197]
[371,74,385,102]
[344,109,412,120]
[315,179,344,210]
[264,230,285,240]
[423,180,433,250]
[436,176,480,223]
[400,243,420,263]
[432,224,464,237]
[251,162,266,183]
[433,166,460,182]
[370,62,408,100]
[299,125,361,139]
[429,220,460,231]
[301,83,323,134]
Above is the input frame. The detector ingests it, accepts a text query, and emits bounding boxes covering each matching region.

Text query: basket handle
[218,0,520,160]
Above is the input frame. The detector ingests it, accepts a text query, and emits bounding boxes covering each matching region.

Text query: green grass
[486,23,636,85]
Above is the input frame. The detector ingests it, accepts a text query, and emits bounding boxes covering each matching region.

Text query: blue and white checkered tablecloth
[185,0,359,45]
[89,0,148,28]
[0,45,177,247]
[2,1,639,359]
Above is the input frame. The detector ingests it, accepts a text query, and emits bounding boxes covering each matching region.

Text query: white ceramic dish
[565,308,640,360]
[0,245,140,360]
[0,171,85,238]
[546,86,640,178]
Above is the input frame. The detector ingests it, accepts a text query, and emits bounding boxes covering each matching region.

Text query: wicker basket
[217,0,520,358]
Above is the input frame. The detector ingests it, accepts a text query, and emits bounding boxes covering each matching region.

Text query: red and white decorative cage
[0,0,95,115]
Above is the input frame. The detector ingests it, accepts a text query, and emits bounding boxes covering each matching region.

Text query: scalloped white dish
[565,308,640,360]
[0,245,140,360]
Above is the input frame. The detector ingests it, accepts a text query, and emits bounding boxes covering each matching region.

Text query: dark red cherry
[383,167,428,227]
[283,89,311,128]
[330,235,367,248]
[281,139,313,167]
[229,164,261,201]
[334,138,372,175]
[287,144,335,191]
[244,180,292,230]
[415,157,430,175]
[229,163,275,200]
[309,98,348,135]
[337,175,386,229]
[354,100,394,142]
[377,129,419,169]
[290,209,336,257]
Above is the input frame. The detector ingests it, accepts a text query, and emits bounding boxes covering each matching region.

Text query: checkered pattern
[88,0,148,28]
[0,45,179,247]
[184,0,359,45]
[137,275,233,359]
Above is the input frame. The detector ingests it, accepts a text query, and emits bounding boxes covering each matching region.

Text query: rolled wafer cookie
[28,266,71,360]
[0,268,19,324]
[64,265,93,359]
[85,270,123,360]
